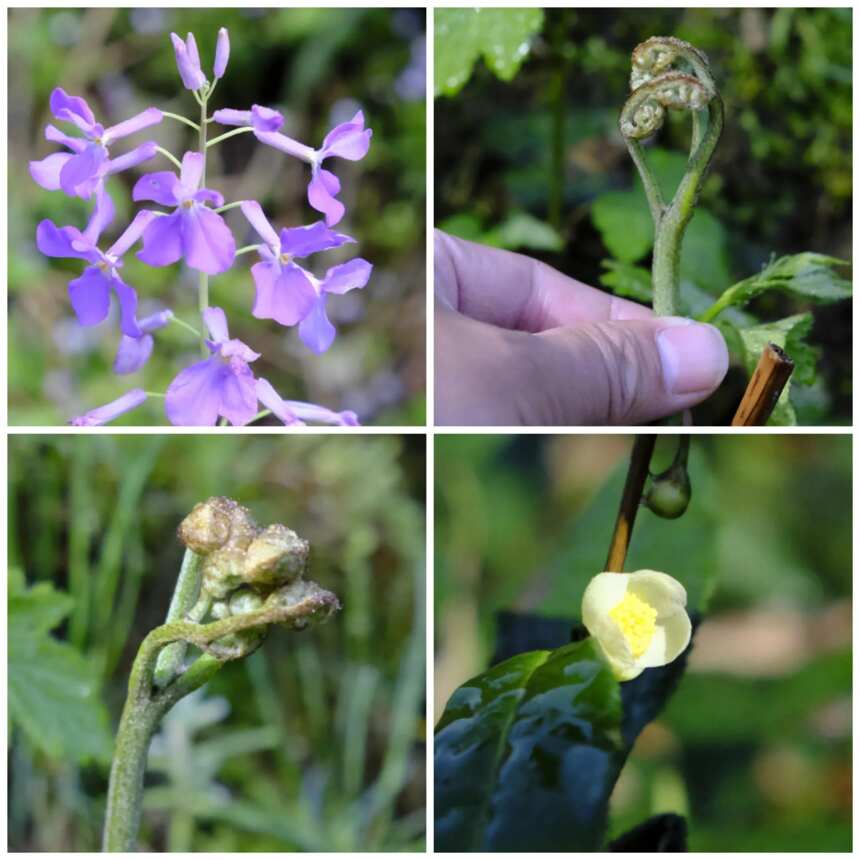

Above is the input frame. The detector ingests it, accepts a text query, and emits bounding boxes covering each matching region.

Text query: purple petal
[307,168,344,226]
[181,205,235,275]
[59,142,108,197]
[68,267,112,326]
[165,357,225,426]
[139,308,173,332]
[298,295,336,354]
[285,399,359,426]
[265,264,317,326]
[171,32,206,90]
[70,388,147,426]
[254,129,315,162]
[82,186,115,245]
[192,187,224,207]
[45,124,87,154]
[203,306,230,343]
[212,108,251,127]
[220,338,261,363]
[213,27,230,78]
[320,111,372,161]
[50,87,96,132]
[112,276,142,338]
[104,141,159,177]
[107,210,159,259]
[104,107,163,142]
[137,211,184,267]
[133,170,180,206]
[36,220,93,260]
[113,333,154,375]
[30,153,73,190]
[218,358,259,426]
[250,105,284,132]
[322,257,373,295]
[278,221,354,258]
[240,200,280,248]
[178,151,204,196]
[185,33,201,68]
[255,378,304,425]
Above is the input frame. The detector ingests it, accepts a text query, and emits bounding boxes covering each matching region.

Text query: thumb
[524,317,729,425]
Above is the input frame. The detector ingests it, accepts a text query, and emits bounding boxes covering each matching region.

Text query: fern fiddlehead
[620,36,724,316]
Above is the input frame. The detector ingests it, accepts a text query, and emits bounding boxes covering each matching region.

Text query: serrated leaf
[435,8,544,97]
[734,313,817,426]
[9,578,113,764]
[701,253,851,321]
[435,638,624,851]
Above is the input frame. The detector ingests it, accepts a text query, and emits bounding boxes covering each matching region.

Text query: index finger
[435,230,653,332]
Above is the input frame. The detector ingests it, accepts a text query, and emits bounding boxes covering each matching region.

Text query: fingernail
[657,320,729,394]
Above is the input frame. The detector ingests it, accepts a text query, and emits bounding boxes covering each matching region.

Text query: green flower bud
[201,547,246,599]
[209,628,268,660]
[178,497,258,555]
[210,600,231,620]
[228,587,264,616]
[644,463,691,519]
[243,524,309,588]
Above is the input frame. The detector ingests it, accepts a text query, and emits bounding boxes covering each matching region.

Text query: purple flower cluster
[31,26,372,427]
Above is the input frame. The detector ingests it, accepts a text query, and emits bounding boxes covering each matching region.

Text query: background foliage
[9,7,426,425]
[9,434,425,851]
[435,8,851,424]
[435,434,851,850]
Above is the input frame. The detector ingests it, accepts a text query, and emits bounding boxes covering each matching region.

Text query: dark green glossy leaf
[435,638,624,851]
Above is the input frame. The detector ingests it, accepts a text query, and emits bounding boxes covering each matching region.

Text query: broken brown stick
[731,343,795,426]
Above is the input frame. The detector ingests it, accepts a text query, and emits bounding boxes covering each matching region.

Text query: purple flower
[255,378,360,426]
[29,87,162,199]
[36,187,157,338]
[134,151,236,275]
[298,257,373,354]
[113,309,173,375]
[242,110,372,226]
[214,27,230,79]
[165,307,261,426]
[170,32,206,90]
[70,388,147,426]
[212,104,285,134]
[240,200,354,326]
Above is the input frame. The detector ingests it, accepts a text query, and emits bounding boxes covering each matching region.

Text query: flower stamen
[609,591,657,658]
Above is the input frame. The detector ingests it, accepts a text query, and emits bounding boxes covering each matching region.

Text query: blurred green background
[10,7,426,425]
[435,8,852,424]
[9,434,425,851]
[435,434,851,851]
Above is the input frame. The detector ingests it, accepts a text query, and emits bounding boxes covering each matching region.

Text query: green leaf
[9,577,113,764]
[599,260,652,302]
[679,209,732,294]
[734,313,817,426]
[591,191,653,262]
[435,639,624,851]
[701,253,851,321]
[435,8,544,97]
[482,212,564,252]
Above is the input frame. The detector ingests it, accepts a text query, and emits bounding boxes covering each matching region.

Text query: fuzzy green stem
[153,549,202,689]
[215,200,245,215]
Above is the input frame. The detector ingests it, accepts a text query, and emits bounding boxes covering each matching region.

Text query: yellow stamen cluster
[608,591,657,658]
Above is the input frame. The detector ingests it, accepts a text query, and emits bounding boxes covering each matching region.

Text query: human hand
[435,231,729,425]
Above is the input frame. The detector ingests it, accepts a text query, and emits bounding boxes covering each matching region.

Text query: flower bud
[178,497,234,554]
[211,600,231,620]
[243,524,309,588]
[210,628,267,660]
[229,586,263,616]
[213,27,230,79]
[201,546,246,599]
[644,463,691,519]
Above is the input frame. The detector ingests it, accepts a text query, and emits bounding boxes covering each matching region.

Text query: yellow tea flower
[582,569,691,681]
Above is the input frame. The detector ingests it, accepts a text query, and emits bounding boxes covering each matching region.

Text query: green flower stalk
[620,37,724,317]
[102,497,339,852]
